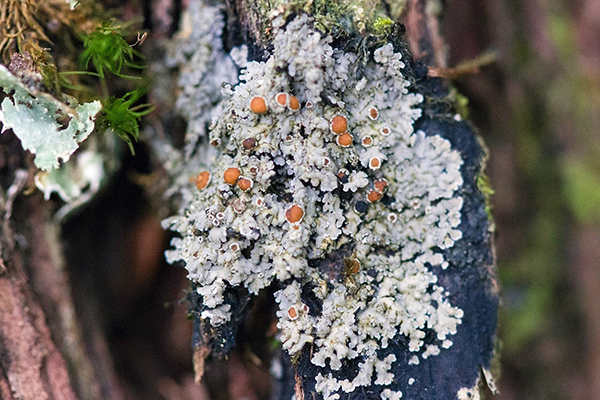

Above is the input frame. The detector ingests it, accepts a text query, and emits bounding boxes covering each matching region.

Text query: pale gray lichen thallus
[162,4,465,399]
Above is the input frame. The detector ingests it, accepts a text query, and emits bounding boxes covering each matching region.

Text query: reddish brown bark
[0,130,107,400]
[404,0,447,67]
[0,199,76,400]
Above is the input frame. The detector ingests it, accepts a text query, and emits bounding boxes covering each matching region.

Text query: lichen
[33,134,117,219]
[0,64,102,171]
[165,1,238,158]
[161,2,467,398]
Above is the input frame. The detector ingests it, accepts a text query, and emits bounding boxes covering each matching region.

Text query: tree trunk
[0,135,80,400]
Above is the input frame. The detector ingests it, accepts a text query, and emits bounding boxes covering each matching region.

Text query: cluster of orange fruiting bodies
[196,100,391,207]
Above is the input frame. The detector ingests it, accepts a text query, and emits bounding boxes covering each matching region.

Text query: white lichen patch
[34,136,114,220]
[163,3,465,398]
[165,0,239,158]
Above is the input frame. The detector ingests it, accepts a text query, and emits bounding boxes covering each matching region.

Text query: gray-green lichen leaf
[0,64,102,171]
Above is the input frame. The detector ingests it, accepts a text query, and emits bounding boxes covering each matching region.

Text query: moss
[453,89,471,120]
[373,16,394,36]
[476,173,494,222]
[252,0,392,42]
[0,0,154,214]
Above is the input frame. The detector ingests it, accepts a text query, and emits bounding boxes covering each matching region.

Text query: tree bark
[0,134,78,400]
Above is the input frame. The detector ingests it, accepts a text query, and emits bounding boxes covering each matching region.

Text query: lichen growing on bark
[160,2,475,398]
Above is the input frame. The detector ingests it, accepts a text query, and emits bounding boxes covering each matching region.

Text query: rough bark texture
[404,0,447,68]
[0,135,77,400]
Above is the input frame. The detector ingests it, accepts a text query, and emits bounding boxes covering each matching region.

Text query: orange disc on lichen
[250,96,268,114]
[288,306,298,320]
[368,107,379,120]
[224,167,241,185]
[237,177,253,191]
[330,115,348,134]
[276,93,288,106]
[336,132,353,147]
[195,171,211,190]
[374,178,388,193]
[369,157,381,170]
[362,136,373,147]
[289,95,300,111]
[367,189,383,203]
[286,204,304,223]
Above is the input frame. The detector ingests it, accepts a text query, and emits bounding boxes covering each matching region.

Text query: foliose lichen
[161,2,467,398]
[0,64,102,171]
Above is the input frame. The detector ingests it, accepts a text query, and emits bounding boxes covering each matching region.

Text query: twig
[428,50,498,79]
